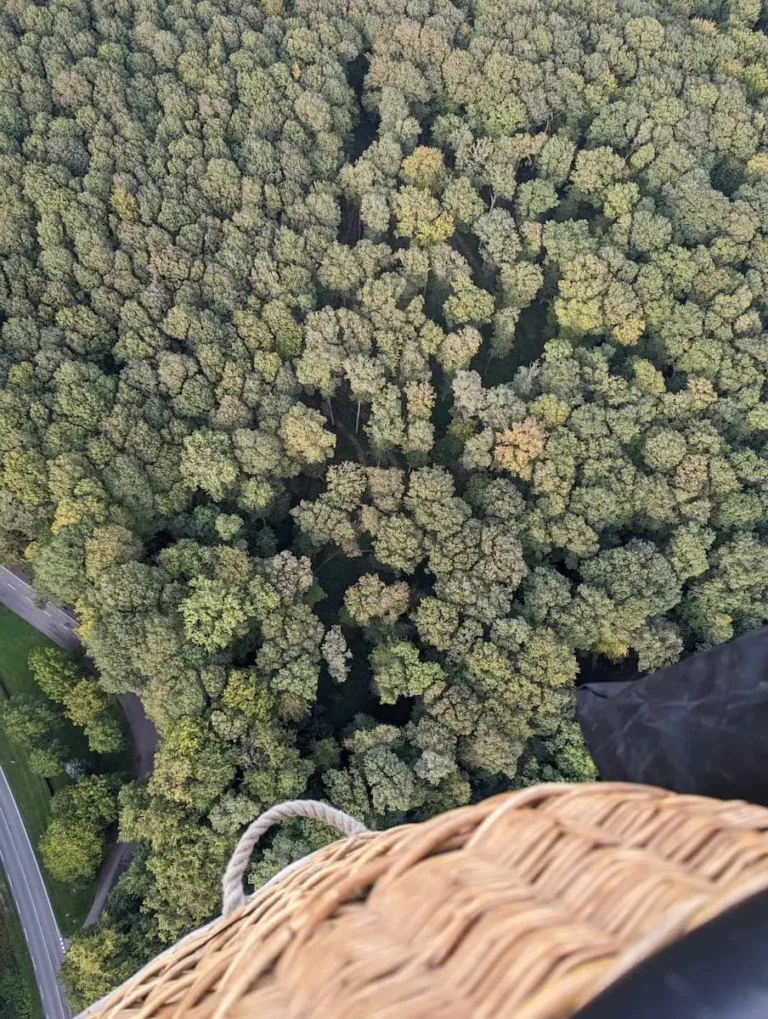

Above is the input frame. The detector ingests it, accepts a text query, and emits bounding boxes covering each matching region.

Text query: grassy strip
[0,609,96,933]
[0,865,43,1019]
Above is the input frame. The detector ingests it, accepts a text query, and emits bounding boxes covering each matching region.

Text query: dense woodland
[2,0,768,1003]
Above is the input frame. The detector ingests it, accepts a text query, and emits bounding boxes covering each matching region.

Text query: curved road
[0,567,157,1018]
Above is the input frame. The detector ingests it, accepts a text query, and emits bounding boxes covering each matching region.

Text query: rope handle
[221,799,368,916]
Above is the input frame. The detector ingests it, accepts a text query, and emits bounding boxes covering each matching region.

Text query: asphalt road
[0,567,158,1013]
[0,765,70,1019]
[0,567,80,651]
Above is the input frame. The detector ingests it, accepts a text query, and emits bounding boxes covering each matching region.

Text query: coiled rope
[221,799,368,917]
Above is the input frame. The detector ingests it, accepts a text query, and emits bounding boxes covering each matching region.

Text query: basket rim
[75,782,766,1019]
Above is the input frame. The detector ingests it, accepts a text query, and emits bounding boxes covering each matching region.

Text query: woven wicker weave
[83,782,768,1019]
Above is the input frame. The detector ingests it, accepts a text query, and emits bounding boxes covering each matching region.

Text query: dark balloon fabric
[575,888,768,1019]
[577,626,768,805]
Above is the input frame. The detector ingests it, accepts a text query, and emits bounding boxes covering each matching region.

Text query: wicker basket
[82,782,768,1019]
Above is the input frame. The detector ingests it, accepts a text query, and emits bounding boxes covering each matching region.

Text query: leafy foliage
[29,647,124,753]
[39,776,119,885]
[2,0,768,1000]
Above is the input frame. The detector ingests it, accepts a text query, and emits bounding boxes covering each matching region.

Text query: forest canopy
[3,0,768,1003]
